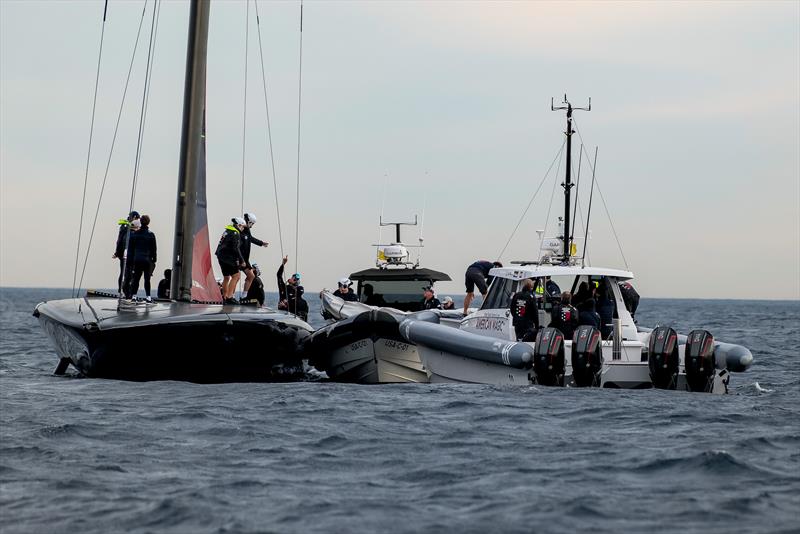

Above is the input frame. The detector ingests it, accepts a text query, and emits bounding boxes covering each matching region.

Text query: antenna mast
[551,95,590,264]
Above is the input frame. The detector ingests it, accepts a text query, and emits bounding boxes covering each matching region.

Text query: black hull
[34,297,312,382]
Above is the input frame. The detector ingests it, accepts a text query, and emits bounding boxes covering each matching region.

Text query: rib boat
[34,0,312,381]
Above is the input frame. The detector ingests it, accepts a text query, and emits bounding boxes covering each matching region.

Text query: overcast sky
[1,0,798,299]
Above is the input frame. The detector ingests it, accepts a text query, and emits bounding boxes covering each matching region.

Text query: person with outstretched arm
[276,255,307,320]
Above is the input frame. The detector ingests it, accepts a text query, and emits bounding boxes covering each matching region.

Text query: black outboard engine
[685,329,716,393]
[533,327,565,386]
[648,326,679,389]
[571,325,603,387]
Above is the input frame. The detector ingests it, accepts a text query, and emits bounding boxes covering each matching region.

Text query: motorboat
[398,98,753,393]
[306,217,459,383]
[34,0,313,381]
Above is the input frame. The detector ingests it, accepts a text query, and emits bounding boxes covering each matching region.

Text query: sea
[1,287,798,533]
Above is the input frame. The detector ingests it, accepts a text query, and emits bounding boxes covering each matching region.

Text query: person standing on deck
[239,212,268,298]
[463,260,503,315]
[510,279,539,341]
[125,214,157,302]
[216,217,246,304]
[113,210,139,295]
[277,256,307,320]
[550,292,580,340]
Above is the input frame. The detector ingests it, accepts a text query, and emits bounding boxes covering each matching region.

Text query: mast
[551,95,590,263]
[172,0,211,302]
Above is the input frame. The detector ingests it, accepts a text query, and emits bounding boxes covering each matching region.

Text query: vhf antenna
[551,94,590,264]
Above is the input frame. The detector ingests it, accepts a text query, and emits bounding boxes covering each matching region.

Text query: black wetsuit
[125,225,157,298]
[510,289,539,341]
[215,226,244,276]
[421,297,442,310]
[333,288,359,302]
[550,303,580,340]
[239,226,265,269]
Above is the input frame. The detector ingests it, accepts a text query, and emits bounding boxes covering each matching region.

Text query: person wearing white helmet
[333,277,358,302]
[441,296,455,310]
[215,217,246,304]
[239,212,268,298]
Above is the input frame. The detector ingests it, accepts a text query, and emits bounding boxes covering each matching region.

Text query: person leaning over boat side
[113,210,139,295]
[510,278,539,342]
[462,260,503,315]
[124,214,157,302]
[618,281,640,321]
[550,291,580,340]
[421,286,442,310]
[157,269,171,299]
[442,296,455,310]
[333,278,359,302]
[239,212,268,298]
[216,217,246,304]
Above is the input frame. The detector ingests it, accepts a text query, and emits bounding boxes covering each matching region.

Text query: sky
[1,0,798,300]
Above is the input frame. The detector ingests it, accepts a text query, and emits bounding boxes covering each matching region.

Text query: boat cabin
[348,267,451,312]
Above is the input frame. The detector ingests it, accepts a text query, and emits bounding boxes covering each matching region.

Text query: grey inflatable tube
[399,318,533,369]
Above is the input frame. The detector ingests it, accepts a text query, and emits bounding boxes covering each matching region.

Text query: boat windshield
[357,280,429,312]
[481,277,518,310]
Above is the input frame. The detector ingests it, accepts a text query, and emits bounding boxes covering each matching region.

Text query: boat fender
[570,325,603,387]
[714,342,753,373]
[408,310,441,324]
[398,318,532,369]
[685,329,716,393]
[532,327,566,387]
[648,326,679,390]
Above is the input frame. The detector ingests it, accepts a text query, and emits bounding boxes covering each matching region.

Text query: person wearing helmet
[421,286,442,310]
[216,217,246,304]
[239,212,268,298]
[124,214,157,302]
[113,210,140,295]
[463,260,503,315]
[333,278,358,302]
[276,255,306,319]
[244,263,265,306]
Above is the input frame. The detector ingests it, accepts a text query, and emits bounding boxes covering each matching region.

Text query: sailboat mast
[172,0,210,302]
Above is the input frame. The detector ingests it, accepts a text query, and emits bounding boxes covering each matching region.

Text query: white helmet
[244,212,257,224]
[338,277,352,288]
[232,216,245,226]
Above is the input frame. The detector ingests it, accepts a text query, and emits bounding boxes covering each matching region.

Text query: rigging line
[72,0,110,298]
[121,0,160,301]
[582,146,599,268]
[240,0,250,215]
[132,0,161,203]
[294,0,303,277]
[496,139,566,260]
[77,0,150,295]
[535,144,565,265]
[569,144,583,243]
[572,118,629,269]
[254,0,284,257]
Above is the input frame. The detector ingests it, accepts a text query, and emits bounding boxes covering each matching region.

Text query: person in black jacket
[125,214,157,301]
[550,292,580,340]
[421,286,442,310]
[113,210,139,294]
[276,256,307,320]
[216,217,246,304]
[596,283,615,339]
[157,269,171,300]
[510,278,539,341]
[244,263,265,306]
[240,212,268,298]
[333,278,359,302]
[618,281,640,320]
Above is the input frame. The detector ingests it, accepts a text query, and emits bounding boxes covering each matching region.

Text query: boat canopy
[348,267,452,282]
[490,265,634,281]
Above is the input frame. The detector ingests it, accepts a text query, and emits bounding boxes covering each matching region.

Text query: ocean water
[1,287,798,533]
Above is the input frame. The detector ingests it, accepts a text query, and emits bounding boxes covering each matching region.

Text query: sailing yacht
[398,98,754,393]
[34,0,313,382]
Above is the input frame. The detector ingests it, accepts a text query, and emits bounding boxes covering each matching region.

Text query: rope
[254,0,284,257]
[240,0,250,215]
[133,0,161,202]
[535,144,565,264]
[72,0,109,298]
[121,0,160,301]
[573,118,629,269]
[76,0,149,295]
[496,139,566,260]
[294,0,304,278]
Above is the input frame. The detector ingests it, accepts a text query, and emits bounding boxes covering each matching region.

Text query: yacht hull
[34,296,312,382]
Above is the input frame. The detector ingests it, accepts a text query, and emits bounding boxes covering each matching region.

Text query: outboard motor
[533,327,565,386]
[648,326,679,390]
[685,329,716,393]
[571,326,603,387]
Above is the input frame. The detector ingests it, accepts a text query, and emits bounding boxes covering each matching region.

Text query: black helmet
[128,211,140,221]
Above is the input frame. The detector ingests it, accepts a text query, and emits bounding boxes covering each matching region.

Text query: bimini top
[348,267,452,282]
[490,264,634,281]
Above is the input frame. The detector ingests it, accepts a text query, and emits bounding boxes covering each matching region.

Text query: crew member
[239,212,268,298]
[550,291,580,339]
[463,260,503,315]
[577,286,601,329]
[216,217,246,304]
[245,263,265,306]
[421,286,442,310]
[276,256,307,320]
[441,296,455,310]
[618,281,640,320]
[333,278,358,302]
[125,214,157,302]
[157,269,171,299]
[362,284,386,306]
[113,210,139,294]
[510,279,539,341]
[596,283,615,339]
